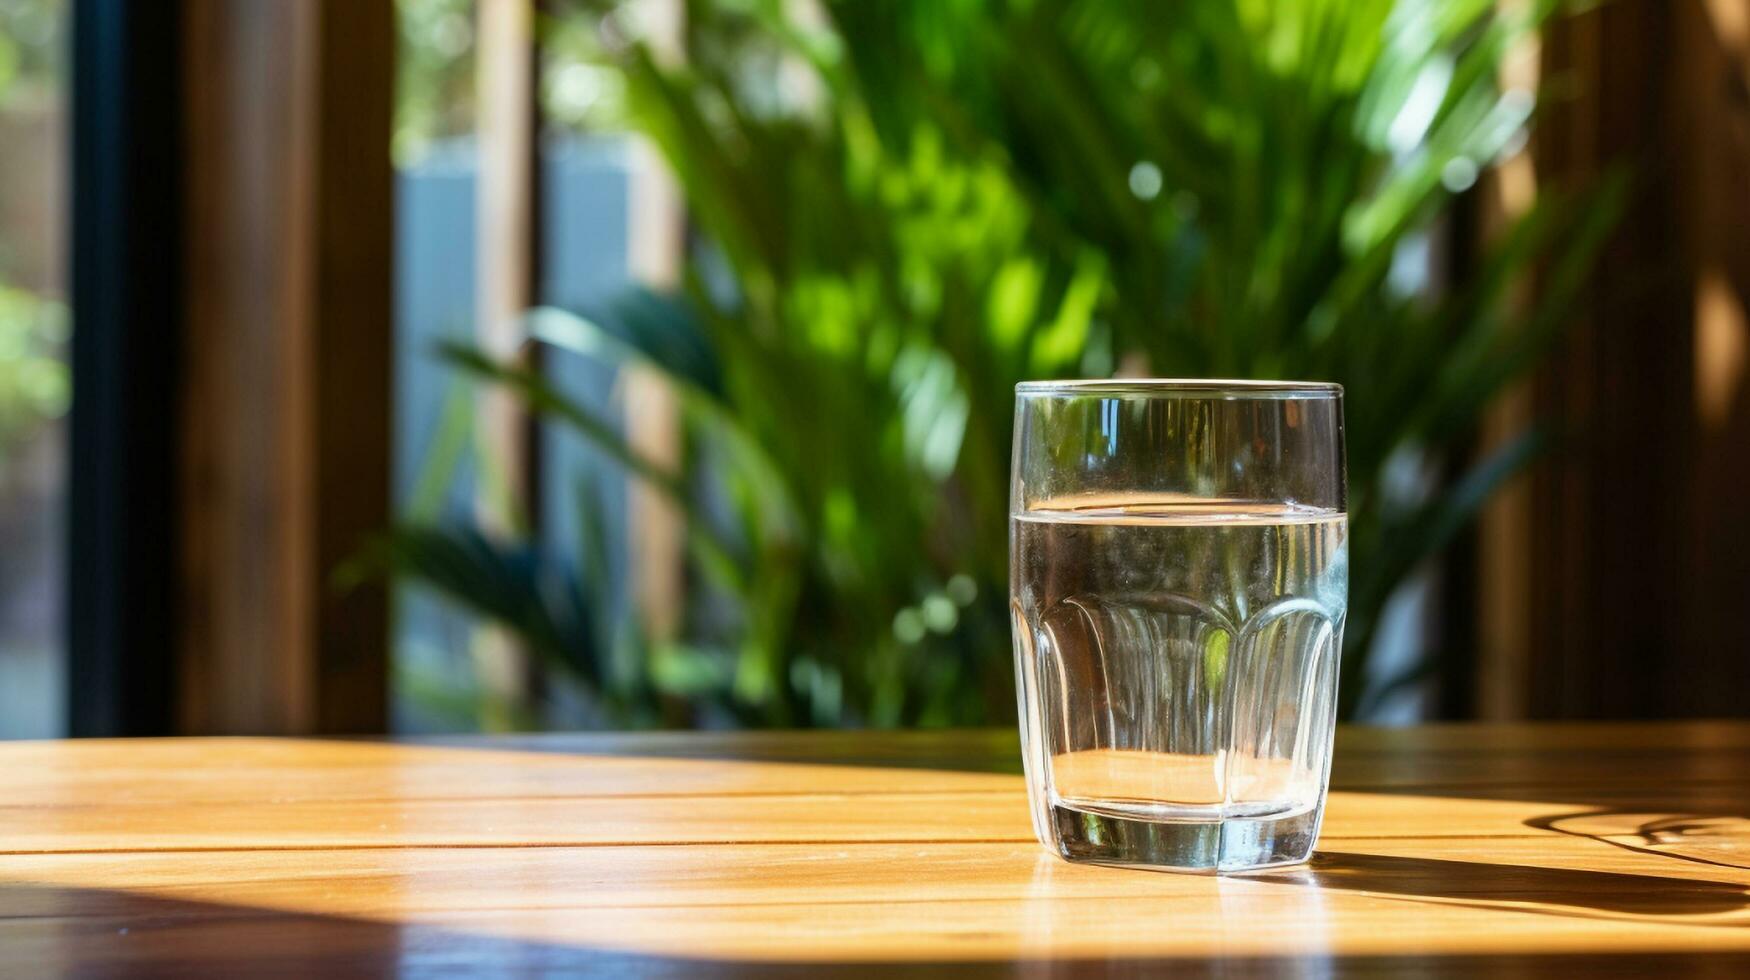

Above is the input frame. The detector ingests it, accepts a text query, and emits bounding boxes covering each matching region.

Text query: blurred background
[1,0,1745,738]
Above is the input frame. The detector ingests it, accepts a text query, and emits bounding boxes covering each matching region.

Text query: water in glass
[1011,497,1347,872]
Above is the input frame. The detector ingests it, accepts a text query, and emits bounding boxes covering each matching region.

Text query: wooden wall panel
[1674,0,1750,716]
[1477,0,1750,718]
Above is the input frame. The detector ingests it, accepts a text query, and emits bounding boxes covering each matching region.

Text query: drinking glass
[1010,380,1347,872]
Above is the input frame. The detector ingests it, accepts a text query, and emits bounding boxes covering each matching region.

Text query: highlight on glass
[1010,380,1347,872]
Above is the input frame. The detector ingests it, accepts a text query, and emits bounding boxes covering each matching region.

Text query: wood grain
[179,0,393,735]
[1507,0,1750,721]
[2,724,1749,975]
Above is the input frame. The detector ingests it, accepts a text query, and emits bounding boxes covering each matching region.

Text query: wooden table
[3,723,1749,975]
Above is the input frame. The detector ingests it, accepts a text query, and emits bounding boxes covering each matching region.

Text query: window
[0,0,69,737]
[392,0,672,731]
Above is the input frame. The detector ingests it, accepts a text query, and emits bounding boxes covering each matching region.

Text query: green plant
[0,0,70,467]
[0,0,63,101]
[385,0,1620,726]
[0,285,68,460]
[394,0,477,164]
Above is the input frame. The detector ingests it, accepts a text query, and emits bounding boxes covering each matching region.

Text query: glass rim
[1016,378,1342,398]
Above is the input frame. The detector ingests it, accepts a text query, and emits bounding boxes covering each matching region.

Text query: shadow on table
[1317,725,1750,909]
[1251,851,1750,921]
[8,881,1750,978]
[1526,808,1750,872]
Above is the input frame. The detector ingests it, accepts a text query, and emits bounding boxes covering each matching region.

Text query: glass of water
[1010,380,1347,872]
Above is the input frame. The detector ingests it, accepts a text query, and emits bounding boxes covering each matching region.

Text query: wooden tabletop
[3,723,1749,976]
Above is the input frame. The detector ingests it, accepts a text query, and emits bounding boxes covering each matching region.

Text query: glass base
[1045,800,1322,873]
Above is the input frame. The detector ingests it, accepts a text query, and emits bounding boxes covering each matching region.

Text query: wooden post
[178,0,394,734]
[624,0,688,647]
[473,0,543,725]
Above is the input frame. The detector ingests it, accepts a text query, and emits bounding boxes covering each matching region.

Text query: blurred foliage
[395,0,632,164]
[0,0,62,102]
[0,0,67,466]
[387,0,1621,726]
[394,0,477,163]
[541,9,631,134]
[0,285,67,457]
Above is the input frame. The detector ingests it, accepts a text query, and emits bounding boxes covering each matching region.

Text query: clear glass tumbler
[1010,380,1347,872]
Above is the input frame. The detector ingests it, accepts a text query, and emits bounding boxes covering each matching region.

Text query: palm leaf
[357,525,601,688]
[436,340,752,592]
